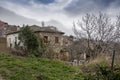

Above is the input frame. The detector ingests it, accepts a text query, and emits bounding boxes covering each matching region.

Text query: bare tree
[73,12,120,60]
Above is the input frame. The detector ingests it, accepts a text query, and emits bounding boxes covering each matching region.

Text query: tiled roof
[6,25,64,35]
[0,20,8,27]
[0,20,19,36]
[29,25,64,34]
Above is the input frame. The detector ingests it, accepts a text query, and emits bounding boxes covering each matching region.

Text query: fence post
[111,50,115,70]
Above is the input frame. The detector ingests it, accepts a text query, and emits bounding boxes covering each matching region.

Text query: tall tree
[73,12,120,59]
[18,25,39,55]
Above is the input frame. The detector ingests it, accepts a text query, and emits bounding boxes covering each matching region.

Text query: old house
[6,24,76,60]
[6,25,65,49]
[0,20,8,37]
[30,25,64,47]
[0,20,19,52]
[0,20,19,38]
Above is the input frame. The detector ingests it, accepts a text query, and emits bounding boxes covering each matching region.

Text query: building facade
[6,25,65,49]
[0,20,19,38]
[6,32,20,48]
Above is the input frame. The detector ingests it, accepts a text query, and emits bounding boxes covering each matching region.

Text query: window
[55,37,59,43]
[44,36,48,43]
[65,41,68,44]
[9,38,11,43]
[9,38,12,48]
[0,29,2,36]
[15,37,17,43]
[15,37,18,46]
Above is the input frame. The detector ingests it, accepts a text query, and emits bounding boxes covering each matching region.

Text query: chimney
[41,21,45,27]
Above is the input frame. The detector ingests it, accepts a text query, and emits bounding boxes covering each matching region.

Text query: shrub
[74,65,120,80]
[18,26,46,57]
[10,49,26,57]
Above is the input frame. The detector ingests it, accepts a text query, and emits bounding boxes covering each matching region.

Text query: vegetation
[1,13,120,80]
[18,26,45,57]
[0,53,78,80]
[75,65,120,80]
[73,12,120,60]
[0,53,120,80]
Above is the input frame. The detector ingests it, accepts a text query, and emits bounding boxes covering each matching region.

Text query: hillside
[0,53,120,80]
[0,53,78,80]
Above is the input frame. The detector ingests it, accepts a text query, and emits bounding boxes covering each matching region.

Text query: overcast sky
[0,0,120,35]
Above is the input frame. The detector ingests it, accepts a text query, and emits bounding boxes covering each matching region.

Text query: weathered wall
[38,32,64,58]
[6,33,20,48]
[39,32,64,47]
[0,38,7,52]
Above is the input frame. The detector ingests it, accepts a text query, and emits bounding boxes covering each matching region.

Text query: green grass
[1,53,120,80]
[0,53,78,80]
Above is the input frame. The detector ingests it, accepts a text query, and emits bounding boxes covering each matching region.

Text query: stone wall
[38,32,63,47]
[0,38,8,52]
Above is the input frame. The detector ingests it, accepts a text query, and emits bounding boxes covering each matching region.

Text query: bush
[10,49,27,57]
[74,65,120,80]
[18,26,46,57]
[95,65,120,80]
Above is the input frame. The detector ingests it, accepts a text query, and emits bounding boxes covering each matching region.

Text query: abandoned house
[0,20,19,38]
[6,25,66,49]
[0,20,19,52]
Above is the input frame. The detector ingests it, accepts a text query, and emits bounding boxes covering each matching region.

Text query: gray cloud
[46,19,73,35]
[33,0,55,4]
[64,0,120,16]
[0,6,41,26]
[0,6,71,34]
[0,0,120,35]
[1,0,30,6]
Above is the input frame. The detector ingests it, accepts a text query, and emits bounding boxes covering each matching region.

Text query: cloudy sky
[0,0,120,35]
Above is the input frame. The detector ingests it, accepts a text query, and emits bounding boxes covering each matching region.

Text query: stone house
[30,25,64,47]
[6,25,65,49]
[6,25,75,60]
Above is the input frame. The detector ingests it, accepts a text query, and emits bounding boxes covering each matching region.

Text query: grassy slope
[0,53,78,80]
